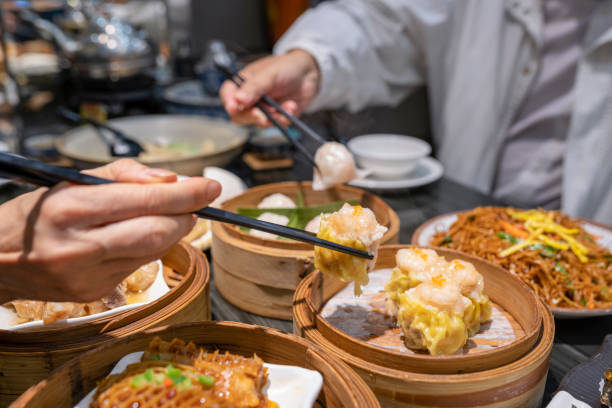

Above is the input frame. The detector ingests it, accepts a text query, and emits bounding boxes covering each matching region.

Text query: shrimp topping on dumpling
[314,203,387,295]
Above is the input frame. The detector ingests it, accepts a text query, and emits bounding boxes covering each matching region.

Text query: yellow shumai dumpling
[314,203,387,296]
[397,275,470,355]
[447,259,492,335]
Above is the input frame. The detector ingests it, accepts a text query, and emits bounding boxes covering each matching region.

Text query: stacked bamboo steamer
[212,181,400,319]
[11,321,381,408]
[293,245,555,408]
[0,243,210,406]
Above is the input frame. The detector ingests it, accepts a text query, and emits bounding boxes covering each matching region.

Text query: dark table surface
[1,139,610,407]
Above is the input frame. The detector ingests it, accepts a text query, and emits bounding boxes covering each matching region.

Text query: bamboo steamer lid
[293,245,555,407]
[11,321,380,408]
[0,243,210,406]
[212,181,400,320]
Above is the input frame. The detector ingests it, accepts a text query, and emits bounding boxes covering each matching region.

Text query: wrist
[286,49,320,80]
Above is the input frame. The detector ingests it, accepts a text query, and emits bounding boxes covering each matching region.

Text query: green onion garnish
[198,375,215,387]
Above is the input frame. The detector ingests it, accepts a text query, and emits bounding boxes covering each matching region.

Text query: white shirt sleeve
[274,0,435,113]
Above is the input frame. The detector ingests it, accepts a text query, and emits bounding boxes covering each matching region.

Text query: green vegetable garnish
[496,232,518,244]
[130,374,147,388]
[539,248,556,258]
[176,380,193,392]
[144,369,154,382]
[580,296,587,306]
[198,375,215,387]
[151,354,161,361]
[555,263,572,285]
[237,200,359,233]
[441,235,453,245]
[602,287,610,297]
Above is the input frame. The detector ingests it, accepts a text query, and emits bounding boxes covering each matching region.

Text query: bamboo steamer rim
[294,245,548,376]
[295,292,554,385]
[0,242,208,350]
[11,321,381,408]
[218,181,400,252]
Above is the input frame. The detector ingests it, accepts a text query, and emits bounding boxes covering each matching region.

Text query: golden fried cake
[91,337,272,408]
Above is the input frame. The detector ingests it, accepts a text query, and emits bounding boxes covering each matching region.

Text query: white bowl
[348,134,431,178]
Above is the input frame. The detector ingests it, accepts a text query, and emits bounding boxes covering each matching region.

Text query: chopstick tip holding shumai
[314,203,387,295]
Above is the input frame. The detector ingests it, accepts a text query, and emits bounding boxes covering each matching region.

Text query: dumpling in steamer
[123,261,159,293]
[249,212,290,240]
[312,142,358,191]
[314,203,387,295]
[396,275,471,355]
[257,193,296,209]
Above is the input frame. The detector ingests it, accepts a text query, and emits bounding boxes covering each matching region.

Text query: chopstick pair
[214,62,327,170]
[0,153,373,260]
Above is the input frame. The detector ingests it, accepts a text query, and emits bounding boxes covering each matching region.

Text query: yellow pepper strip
[538,234,569,251]
[503,209,589,262]
[499,239,534,257]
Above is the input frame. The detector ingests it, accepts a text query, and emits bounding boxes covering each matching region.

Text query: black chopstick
[0,153,373,260]
[215,63,325,168]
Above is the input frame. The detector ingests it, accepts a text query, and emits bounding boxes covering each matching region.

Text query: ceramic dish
[348,156,443,191]
[348,134,431,177]
[74,351,323,408]
[412,211,612,318]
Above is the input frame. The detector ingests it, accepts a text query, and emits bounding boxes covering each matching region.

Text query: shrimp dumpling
[314,203,387,295]
[447,259,492,335]
[385,248,448,311]
[257,193,296,209]
[249,212,290,240]
[396,275,470,355]
[312,142,358,191]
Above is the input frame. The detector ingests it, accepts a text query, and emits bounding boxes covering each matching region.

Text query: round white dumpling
[304,214,323,234]
[249,212,290,240]
[312,142,357,191]
[257,193,296,209]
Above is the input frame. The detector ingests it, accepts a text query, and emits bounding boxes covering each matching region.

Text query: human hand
[0,159,220,303]
[220,49,320,127]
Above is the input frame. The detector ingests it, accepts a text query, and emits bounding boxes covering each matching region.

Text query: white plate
[74,351,323,408]
[546,391,591,408]
[0,260,167,331]
[413,212,612,319]
[348,156,443,191]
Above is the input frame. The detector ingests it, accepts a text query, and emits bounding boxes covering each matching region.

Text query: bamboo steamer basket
[293,245,555,408]
[212,181,400,320]
[11,321,380,408]
[0,242,210,406]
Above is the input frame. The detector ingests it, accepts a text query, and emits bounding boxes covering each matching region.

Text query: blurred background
[0,0,430,167]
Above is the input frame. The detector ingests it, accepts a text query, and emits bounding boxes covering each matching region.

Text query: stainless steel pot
[56,115,249,176]
[19,5,156,80]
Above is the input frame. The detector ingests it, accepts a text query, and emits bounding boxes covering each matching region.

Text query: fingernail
[145,168,176,180]
[236,91,252,104]
[205,181,222,202]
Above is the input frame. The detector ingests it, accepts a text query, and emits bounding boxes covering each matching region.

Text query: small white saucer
[348,156,443,191]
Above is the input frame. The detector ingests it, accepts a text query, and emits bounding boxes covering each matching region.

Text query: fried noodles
[431,207,612,309]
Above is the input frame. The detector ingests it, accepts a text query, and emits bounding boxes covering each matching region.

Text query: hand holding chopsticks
[0,153,373,260]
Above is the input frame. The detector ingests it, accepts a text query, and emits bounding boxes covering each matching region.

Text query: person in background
[220,0,612,225]
[0,159,220,303]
